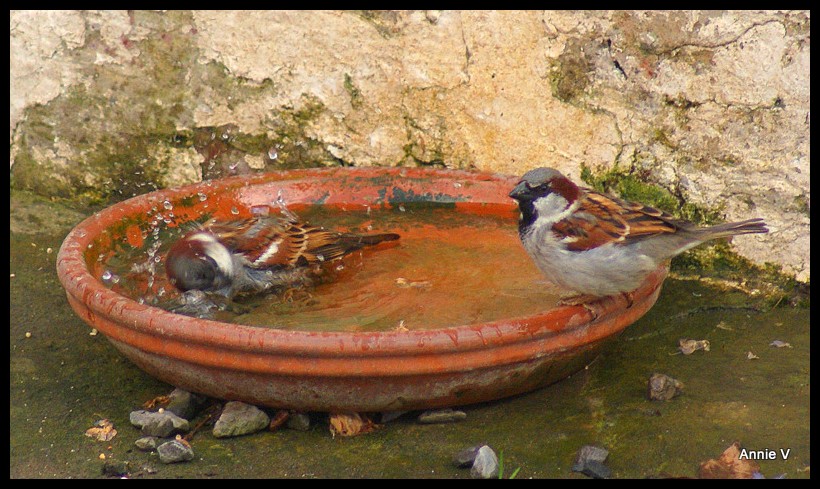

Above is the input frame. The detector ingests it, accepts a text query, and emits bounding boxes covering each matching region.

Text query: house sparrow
[509,167,768,300]
[165,215,399,313]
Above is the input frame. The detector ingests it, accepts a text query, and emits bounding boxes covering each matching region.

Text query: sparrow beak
[509,181,532,200]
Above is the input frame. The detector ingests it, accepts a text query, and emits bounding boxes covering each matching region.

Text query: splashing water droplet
[102,270,113,281]
[335,264,345,271]
[198,192,208,201]
[398,205,406,212]
[268,147,278,160]
[316,254,325,262]
[163,200,173,210]
[231,207,240,215]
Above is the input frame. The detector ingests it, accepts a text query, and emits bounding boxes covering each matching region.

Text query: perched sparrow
[509,167,768,299]
[165,215,400,303]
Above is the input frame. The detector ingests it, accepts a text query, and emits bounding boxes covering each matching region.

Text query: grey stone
[134,436,160,451]
[285,412,311,431]
[157,439,195,464]
[212,401,270,438]
[129,409,190,437]
[417,408,467,424]
[470,445,499,479]
[165,388,210,420]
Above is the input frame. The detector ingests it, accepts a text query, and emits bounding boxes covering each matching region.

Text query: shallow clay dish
[56,167,667,411]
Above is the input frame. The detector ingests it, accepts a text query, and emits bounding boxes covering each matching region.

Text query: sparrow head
[165,231,235,293]
[509,167,581,231]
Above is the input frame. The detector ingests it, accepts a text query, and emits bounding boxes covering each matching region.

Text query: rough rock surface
[9,10,810,280]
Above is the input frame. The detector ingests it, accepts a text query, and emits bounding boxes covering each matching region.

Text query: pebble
[417,408,467,424]
[213,401,270,438]
[379,410,408,423]
[165,388,210,420]
[453,444,486,468]
[572,445,611,479]
[647,373,684,401]
[157,438,195,464]
[286,412,312,431]
[129,409,190,437]
[134,436,160,451]
[470,445,499,479]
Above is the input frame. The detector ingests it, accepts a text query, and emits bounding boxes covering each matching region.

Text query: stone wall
[9,10,810,281]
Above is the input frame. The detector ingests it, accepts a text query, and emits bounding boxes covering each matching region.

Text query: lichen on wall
[9,10,810,281]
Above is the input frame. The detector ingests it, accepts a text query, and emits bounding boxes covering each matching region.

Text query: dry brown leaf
[142,395,171,410]
[395,277,432,290]
[679,339,710,355]
[698,442,760,479]
[268,410,291,431]
[85,419,118,442]
[329,412,381,438]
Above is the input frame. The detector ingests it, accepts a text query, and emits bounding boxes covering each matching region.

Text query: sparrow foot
[168,290,227,319]
[556,293,601,307]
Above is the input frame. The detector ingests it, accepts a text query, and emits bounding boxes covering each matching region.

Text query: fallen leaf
[268,410,290,431]
[746,351,759,360]
[679,339,710,355]
[85,419,118,442]
[142,395,171,410]
[698,442,760,479]
[329,412,381,438]
[769,340,792,348]
[395,277,432,290]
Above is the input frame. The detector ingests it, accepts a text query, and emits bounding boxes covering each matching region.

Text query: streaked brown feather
[554,190,684,251]
[203,216,398,268]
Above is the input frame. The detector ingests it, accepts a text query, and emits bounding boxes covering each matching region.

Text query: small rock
[379,410,408,423]
[470,445,499,479]
[213,401,270,438]
[286,412,311,431]
[417,408,467,424]
[134,436,160,451]
[101,459,130,477]
[157,438,195,464]
[165,388,210,420]
[647,373,684,401]
[572,445,611,479]
[129,409,190,437]
[453,444,486,468]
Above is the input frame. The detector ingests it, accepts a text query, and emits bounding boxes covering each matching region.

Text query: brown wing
[552,190,683,252]
[204,217,396,268]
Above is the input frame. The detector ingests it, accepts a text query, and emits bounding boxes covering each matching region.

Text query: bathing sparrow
[509,167,768,299]
[165,214,399,311]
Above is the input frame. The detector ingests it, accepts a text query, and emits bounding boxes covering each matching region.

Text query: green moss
[343,73,363,109]
[549,43,590,104]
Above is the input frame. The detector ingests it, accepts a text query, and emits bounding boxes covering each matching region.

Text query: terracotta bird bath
[56,167,667,412]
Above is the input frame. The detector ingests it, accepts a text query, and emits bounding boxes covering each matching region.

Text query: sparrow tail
[345,233,401,246]
[704,218,768,239]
